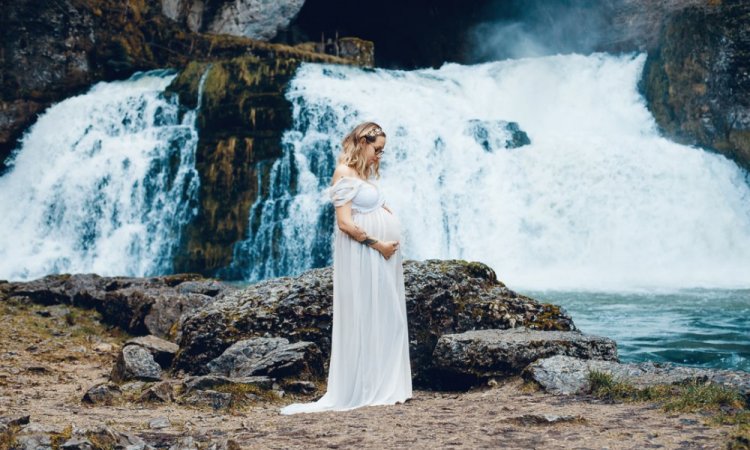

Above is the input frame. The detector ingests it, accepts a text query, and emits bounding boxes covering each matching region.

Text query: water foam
[0,70,205,280]
[235,53,750,291]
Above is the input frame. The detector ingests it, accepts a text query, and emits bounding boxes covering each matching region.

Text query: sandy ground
[0,298,738,449]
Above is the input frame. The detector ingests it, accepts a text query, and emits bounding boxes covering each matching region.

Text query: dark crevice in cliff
[273,0,650,69]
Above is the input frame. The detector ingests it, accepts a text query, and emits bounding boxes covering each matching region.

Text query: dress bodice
[327,176,385,214]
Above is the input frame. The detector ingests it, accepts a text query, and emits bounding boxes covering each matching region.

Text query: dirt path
[0,298,736,449]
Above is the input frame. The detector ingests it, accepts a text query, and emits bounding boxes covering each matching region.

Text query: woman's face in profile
[364,135,386,167]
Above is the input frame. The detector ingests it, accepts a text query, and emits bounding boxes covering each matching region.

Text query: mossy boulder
[173,259,576,385]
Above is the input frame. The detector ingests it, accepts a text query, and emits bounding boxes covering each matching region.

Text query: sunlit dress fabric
[280,176,412,414]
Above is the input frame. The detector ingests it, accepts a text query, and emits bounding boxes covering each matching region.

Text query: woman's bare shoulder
[331,164,358,184]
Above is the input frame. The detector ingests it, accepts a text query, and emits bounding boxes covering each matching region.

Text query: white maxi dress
[280,176,412,414]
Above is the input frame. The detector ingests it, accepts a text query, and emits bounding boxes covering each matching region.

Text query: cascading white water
[0,70,206,281]
[233,52,750,292]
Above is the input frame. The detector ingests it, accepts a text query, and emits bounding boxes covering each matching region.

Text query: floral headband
[363,126,384,139]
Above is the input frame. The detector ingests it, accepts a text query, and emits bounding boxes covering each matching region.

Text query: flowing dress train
[280,176,412,414]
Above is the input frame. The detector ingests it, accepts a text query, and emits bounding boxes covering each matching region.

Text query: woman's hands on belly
[373,240,399,260]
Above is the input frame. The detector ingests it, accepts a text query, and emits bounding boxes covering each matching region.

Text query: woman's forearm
[337,220,368,242]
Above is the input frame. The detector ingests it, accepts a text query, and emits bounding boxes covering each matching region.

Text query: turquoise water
[520,289,750,372]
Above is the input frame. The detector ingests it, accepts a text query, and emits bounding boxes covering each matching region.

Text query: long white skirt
[280,206,412,414]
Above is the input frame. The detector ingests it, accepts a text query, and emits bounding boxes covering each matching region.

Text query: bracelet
[361,237,378,246]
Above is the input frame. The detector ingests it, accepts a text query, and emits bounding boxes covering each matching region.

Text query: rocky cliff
[642,1,750,172]
[165,55,336,274]
[0,0,360,173]
[161,0,306,41]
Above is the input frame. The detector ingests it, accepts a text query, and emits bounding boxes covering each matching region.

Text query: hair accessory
[364,126,384,139]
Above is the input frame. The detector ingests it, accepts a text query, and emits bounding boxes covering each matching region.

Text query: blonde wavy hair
[337,121,386,179]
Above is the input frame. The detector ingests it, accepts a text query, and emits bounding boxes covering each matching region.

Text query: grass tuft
[588,370,750,449]
[0,425,20,450]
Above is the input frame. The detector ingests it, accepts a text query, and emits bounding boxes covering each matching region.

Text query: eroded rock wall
[642,1,750,171]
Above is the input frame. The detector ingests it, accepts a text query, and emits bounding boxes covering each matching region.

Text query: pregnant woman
[280,122,412,414]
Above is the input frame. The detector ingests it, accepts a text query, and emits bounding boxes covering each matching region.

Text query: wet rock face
[1,0,96,100]
[603,0,708,52]
[165,54,359,276]
[173,259,576,384]
[82,383,123,405]
[642,1,750,172]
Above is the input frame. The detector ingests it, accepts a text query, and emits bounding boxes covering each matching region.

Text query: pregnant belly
[355,208,401,242]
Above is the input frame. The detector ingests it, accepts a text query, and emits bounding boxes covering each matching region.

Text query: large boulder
[111,345,162,383]
[125,335,180,368]
[430,328,617,388]
[102,288,214,339]
[525,355,750,398]
[173,259,576,384]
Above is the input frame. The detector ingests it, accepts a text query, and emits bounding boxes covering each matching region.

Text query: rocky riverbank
[1,260,749,449]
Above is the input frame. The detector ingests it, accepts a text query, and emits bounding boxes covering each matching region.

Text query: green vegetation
[588,370,750,448]
[0,424,19,450]
[214,382,279,410]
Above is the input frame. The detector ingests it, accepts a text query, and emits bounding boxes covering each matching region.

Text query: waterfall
[0,69,207,281]
[230,52,750,292]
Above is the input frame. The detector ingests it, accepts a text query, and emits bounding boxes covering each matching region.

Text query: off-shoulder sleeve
[325,177,363,207]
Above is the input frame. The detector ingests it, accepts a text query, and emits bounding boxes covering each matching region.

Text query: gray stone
[430,328,617,388]
[175,280,226,297]
[160,0,305,40]
[283,380,317,394]
[525,355,750,397]
[148,417,171,429]
[80,426,152,450]
[82,382,122,405]
[205,439,241,450]
[508,414,585,425]
[111,345,162,382]
[120,381,146,393]
[207,0,305,40]
[182,390,233,410]
[183,374,273,394]
[207,337,323,379]
[125,335,180,368]
[15,433,53,450]
[0,414,30,427]
[61,438,95,450]
[139,381,175,403]
[169,436,199,450]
